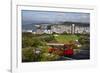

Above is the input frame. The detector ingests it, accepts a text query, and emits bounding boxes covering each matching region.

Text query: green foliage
[22,47,34,62]
[22,46,60,62]
[52,32,57,34]
[22,32,34,37]
[41,46,50,53]
[78,35,90,49]
[31,38,46,47]
[41,53,60,61]
[22,33,47,48]
[22,32,90,62]
[62,31,68,35]
[44,35,54,42]
[22,37,33,48]
[78,35,90,45]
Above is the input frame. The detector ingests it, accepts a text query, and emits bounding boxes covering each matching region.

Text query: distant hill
[62,21,89,26]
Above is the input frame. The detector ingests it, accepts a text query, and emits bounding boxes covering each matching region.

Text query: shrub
[52,32,57,34]
[31,38,46,47]
[62,31,68,35]
[43,35,56,42]
[22,37,33,48]
[41,53,60,61]
[78,36,90,45]
[22,47,34,62]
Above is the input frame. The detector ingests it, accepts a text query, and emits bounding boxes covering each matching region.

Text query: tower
[71,24,75,34]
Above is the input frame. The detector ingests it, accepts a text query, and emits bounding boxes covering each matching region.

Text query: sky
[22,10,90,25]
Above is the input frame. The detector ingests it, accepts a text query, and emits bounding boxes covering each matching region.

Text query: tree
[31,38,46,47]
[47,25,51,30]
[62,31,67,35]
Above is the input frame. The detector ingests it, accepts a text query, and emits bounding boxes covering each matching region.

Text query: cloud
[22,10,90,25]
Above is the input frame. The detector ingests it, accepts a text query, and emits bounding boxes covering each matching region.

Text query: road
[71,49,90,60]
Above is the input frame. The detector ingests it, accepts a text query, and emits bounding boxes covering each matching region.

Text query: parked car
[63,47,74,56]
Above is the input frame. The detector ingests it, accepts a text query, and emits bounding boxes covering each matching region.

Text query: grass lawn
[54,34,80,44]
